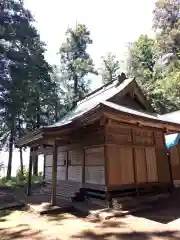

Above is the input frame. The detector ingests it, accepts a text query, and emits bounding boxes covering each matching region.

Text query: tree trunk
[72,74,78,108]
[55,100,58,122]
[6,132,13,179]
[32,93,40,176]
[36,100,41,128]
[19,147,23,176]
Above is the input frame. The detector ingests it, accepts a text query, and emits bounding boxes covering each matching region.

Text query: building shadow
[132,189,180,224]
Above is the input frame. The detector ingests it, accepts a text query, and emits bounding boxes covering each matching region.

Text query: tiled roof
[48,78,180,129]
[48,78,134,128]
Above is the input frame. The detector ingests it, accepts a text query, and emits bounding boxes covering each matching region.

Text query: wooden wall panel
[107,146,135,186]
[45,154,53,167]
[107,124,132,145]
[44,166,52,181]
[154,131,164,147]
[69,149,83,165]
[85,166,105,185]
[57,166,66,180]
[85,147,104,166]
[57,150,67,166]
[119,147,134,184]
[133,129,154,146]
[156,148,170,183]
[170,146,179,166]
[134,148,147,183]
[85,146,104,185]
[68,166,82,182]
[107,146,121,185]
[145,148,158,182]
[83,129,105,146]
[170,145,180,180]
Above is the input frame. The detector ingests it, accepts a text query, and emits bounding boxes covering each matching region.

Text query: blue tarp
[165,133,180,149]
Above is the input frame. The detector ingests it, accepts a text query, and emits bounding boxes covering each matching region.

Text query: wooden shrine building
[16,76,180,207]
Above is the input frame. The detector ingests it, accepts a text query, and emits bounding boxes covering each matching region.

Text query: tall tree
[100,53,121,84]
[152,0,180,113]
[153,0,180,55]
[0,0,54,178]
[0,0,32,178]
[49,65,69,122]
[126,34,173,113]
[127,35,156,90]
[59,23,97,108]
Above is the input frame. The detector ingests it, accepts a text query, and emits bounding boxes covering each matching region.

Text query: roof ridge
[78,77,135,106]
[77,78,117,105]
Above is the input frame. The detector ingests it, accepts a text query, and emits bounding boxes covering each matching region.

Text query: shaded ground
[133,188,180,224]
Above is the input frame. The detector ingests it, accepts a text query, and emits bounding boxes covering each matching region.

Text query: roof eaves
[15,128,44,147]
[101,101,180,131]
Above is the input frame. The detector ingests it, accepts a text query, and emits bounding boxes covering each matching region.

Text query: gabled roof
[16,78,180,147]
[48,78,135,128]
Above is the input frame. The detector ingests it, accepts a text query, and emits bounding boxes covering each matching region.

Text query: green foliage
[0,167,43,188]
[0,0,60,178]
[127,35,156,88]
[100,52,121,84]
[59,23,97,107]
[127,0,180,114]
[153,0,180,55]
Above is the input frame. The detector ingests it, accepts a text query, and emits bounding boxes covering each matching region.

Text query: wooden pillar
[43,155,46,179]
[131,128,139,197]
[167,151,174,192]
[33,155,38,176]
[104,144,111,208]
[51,141,57,206]
[66,151,69,180]
[27,148,33,196]
[104,121,111,208]
[81,148,85,187]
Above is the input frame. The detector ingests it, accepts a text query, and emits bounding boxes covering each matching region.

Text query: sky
[1,0,156,175]
[24,0,155,67]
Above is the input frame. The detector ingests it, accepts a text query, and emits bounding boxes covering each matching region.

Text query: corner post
[27,147,33,196]
[43,154,46,179]
[51,140,58,206]
[104,118,112,208]
[167,151,174,192]
[81,148,85,187]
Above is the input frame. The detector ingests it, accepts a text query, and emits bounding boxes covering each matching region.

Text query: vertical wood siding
[170,145,180,180]
[134,148,147,183]
[106,120,168,187]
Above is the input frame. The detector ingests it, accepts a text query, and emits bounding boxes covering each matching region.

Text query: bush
[0,167,44,188]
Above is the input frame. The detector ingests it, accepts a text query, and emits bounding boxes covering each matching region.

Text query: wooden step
[85,189,106,200]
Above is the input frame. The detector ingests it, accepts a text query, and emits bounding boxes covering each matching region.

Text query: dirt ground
[1,188,180,239]
[1,208,180,240]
